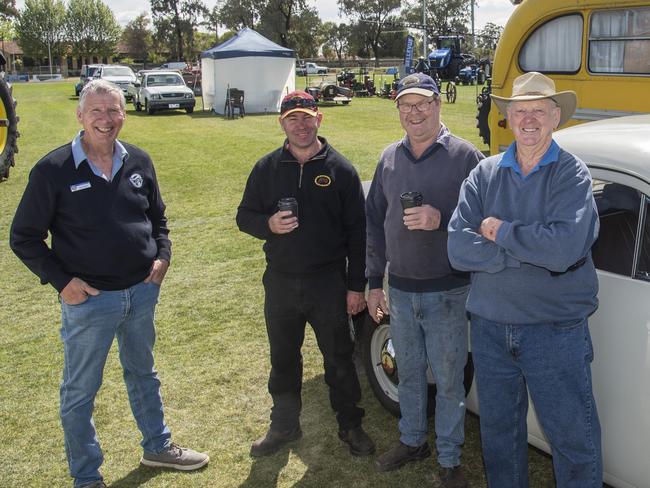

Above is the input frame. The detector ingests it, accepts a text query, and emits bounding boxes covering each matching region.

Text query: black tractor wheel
[476,91,491,147]
[445,82,457,104]
[361,313,474,418]
[0,79,19,182]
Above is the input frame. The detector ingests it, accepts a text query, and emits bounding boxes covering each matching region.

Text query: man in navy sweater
[448,72,602,487]
[236,91,374,458]
[10,80,208,488]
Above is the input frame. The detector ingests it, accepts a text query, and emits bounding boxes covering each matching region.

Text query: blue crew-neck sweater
[447,141,599,324]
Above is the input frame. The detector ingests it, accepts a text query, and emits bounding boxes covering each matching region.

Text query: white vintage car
[361,114,650,488]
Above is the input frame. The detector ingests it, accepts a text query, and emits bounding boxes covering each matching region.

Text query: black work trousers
[262,267,365,432]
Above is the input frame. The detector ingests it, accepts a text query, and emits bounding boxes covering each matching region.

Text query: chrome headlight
[184,93,193,99]
[150,93,161,100]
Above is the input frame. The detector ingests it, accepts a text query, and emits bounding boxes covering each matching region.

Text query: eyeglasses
[397,98,436,114]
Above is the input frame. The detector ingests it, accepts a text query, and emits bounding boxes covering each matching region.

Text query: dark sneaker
[140,442,209,471]
[375,441,431,472]
[438,465,468,488]
[250,427,303,457]
[80,482,107,488]
[338,426,376,456]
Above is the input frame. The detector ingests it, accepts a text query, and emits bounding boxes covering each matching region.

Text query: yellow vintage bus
[479,0,650,154]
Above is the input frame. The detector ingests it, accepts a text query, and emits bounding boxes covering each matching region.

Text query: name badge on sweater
[70,181,91,192]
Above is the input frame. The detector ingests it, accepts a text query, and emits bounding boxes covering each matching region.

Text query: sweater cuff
[368,276,384,290]
[495,220,511,245]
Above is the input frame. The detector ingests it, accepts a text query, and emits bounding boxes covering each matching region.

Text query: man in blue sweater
[10,80,208,488]
[366,73,483,487]
[448,72,602,487]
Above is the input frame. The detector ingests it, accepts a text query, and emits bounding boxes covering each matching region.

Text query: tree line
[0,0,503,69]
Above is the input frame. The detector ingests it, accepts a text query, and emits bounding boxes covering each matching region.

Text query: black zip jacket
[10,142,171,292]
[236,137,367,292]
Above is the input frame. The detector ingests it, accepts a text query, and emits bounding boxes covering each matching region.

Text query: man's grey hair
[79,79,126,111]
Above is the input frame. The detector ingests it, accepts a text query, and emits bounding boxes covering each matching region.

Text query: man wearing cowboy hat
[236,91,375,458]
[448,72,602,486]
[366,72,483,487]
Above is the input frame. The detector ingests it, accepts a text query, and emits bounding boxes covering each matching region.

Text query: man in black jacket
[236,91,375,458]
[10,80,208,488]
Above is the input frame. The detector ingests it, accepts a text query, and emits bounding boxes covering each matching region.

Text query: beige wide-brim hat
[491,71,577,128]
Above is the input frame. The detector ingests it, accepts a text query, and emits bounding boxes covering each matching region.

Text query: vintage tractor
[0,51,19,182]
[413,57,457,103]
[306,81,353,105]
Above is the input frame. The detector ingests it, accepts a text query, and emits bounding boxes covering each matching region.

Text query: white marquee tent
[201,28,296,115]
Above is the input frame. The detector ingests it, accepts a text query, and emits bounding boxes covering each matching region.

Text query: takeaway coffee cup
[400,191,423,212]
[277,197,298,219]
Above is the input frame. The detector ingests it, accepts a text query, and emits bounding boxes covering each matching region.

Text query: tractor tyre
[476,92,491,147]
[0,79,19,182]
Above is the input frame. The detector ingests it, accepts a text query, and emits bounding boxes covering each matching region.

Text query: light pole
[47,38,53,77]
[471,0,475,50]
[422,0,427,59]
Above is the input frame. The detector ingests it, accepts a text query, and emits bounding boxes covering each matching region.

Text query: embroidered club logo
[129,173,143,188]
[314,175,332,187]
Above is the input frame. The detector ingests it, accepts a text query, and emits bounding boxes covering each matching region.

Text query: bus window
[520,15,583,73]
[589,7,650,74]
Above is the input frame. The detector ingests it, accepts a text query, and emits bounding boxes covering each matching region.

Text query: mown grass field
[0,80,556,487]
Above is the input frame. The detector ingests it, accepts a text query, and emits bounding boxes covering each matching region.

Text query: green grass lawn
[0,81,555,487]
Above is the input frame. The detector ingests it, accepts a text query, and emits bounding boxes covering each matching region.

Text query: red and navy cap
[280,91,319,119]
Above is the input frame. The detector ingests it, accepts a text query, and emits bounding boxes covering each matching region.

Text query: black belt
[550,256,587,277]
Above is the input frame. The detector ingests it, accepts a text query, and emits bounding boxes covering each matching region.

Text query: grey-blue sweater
[366,126,484,292]
[447,141,599,324]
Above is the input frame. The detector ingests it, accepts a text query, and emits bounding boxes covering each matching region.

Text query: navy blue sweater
[10,142,171,292]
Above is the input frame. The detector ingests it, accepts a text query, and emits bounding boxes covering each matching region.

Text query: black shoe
[250,427,302,457]
[375,441,431,472]
[438,465,468,488]
[338,426,376,456]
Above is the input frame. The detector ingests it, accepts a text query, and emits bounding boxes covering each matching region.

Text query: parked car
[360,114,650,488]
[157,61,188,70]
[95,65,136,100]
[127,70,195,115]
[74,64,105,96]
[296,62,328,76]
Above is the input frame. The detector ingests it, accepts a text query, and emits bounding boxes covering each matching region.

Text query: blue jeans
[471,315,602,488]
[59,281,171,487]
[388,285,469,468]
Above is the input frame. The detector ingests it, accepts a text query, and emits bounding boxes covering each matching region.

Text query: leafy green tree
[15,0,66,64]
[285,6,321,58]
[402,0,470,37]
[218,0,259,31]
[0,0,18,19]
[338,0,400,63]
[121,13,153,66]
[65,0,121,62]
[474,21,502,58]
[203,3,222,44]
[150,0,207,61]
[322,21,350,63]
